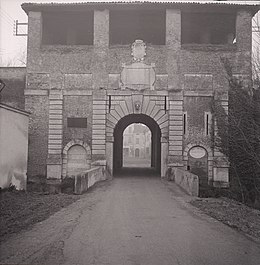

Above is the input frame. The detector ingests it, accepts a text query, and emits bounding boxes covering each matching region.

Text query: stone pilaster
[236,10,252,52]
[47,90,63,180]
[213,92,229,187]
[92,91,107,160]
[93,9,109,90]
[27,11,41,72]
[166,9,181,90]
[168,92,183,166]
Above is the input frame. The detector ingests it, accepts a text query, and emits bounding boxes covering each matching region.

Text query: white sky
[0,0,259,66]
[0,0,86,66]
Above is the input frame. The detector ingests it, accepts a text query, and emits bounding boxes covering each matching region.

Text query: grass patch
[0,190,81,242]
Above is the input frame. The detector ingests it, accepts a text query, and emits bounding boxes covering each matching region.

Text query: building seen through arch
[123,123,151,168]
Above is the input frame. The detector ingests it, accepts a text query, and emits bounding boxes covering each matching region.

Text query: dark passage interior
[109,9,166,45]
[42,11,94,45]
[113,114,161,176]
[181,12,236,45]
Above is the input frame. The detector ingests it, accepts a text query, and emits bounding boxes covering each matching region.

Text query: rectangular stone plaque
[120,62,155,90]
[213,167,229,183]
[125,68,150,85]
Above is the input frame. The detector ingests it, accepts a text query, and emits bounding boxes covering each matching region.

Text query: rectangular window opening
[67,118,88,128]
[181,12,236,45]
[204,112,212,136]
[108,95,112,113]
[206,114,209,135]
[42,11,94,45]
[183,112,187,135]
[109,9,166,45]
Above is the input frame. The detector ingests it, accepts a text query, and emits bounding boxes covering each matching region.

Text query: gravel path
[1,173,260,265]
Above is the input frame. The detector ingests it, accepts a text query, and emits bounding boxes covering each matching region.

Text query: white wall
[0,104,29,190]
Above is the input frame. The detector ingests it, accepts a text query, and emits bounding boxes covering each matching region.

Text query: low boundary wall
[167,167,199,197]
[74,166,107,194]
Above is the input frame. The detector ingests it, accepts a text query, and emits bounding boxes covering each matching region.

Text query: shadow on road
[114,167,160,178]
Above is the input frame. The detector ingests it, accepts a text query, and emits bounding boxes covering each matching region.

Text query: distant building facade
[20,1,259,188]
[123,124,151,159]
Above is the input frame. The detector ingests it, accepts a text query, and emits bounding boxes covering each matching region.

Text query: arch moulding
[183,143,213,179]
[62,139,91,178]
[106,94,169,141]
[105,94,169,177]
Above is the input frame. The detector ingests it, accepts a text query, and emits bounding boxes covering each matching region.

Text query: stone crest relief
[131,40,146,62]
[120,40,155,91]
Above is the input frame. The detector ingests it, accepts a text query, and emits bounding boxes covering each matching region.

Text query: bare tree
[212,59,260,208]
[0,48,26,67]
[252,11,260,86]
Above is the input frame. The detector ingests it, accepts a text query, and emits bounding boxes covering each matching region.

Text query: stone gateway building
[21,1,259,189]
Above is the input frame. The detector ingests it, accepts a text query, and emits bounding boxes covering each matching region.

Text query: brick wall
[25,94,49,178]
[24,6,254,179]
[26,9,251,91]
[63,95,93,149]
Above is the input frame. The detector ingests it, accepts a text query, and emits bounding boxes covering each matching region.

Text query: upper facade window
[109,10,166,45]
[181,12,236,45]
[42,11,94,45]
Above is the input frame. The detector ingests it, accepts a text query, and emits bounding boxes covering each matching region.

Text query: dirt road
[1,169,260,265]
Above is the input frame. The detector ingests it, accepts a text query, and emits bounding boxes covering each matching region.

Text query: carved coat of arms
[120,40,155,90]
[131,40,146,62]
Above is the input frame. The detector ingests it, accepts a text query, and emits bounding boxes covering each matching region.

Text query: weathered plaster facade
[21,1,259,188]
[0,104,29,190]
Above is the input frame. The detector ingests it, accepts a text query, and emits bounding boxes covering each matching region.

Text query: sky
[0,0,259,66]
[0,0,85,66]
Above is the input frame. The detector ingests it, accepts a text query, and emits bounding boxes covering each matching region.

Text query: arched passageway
[113,114,161,175]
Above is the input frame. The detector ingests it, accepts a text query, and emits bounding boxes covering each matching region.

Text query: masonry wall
[24,7,253,180]
[63,95,93,149]
[25,93,49,178]
[26,10,252,90]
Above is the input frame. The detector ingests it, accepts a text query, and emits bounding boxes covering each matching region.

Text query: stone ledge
[64,90,93,96]
[184,91,214,97]
[24,90,48,96]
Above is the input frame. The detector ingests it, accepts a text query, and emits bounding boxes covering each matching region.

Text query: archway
[113,114,161,175]
[62,139,91,177]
